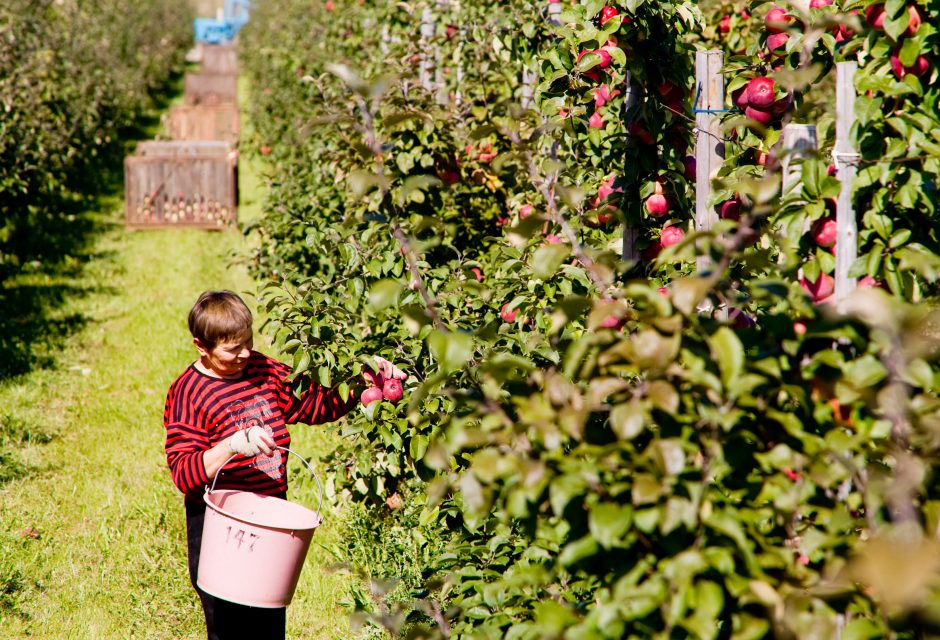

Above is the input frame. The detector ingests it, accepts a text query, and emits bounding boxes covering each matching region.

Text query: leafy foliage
[241,0,940,637]
[0,0,192,282]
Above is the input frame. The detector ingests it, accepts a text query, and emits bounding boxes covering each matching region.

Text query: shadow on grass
[0,70,185,383]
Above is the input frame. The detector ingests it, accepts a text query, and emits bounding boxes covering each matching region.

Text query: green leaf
[559,534,599,567]
[428,329,474,373]
[707,327,744,397]
[400,174,442,197]
[292,350,311,376]
[409,434,429,460]
[609,400,646,440]
[531,244,569,279]
[588,502,632,549]
[367,279,402,311]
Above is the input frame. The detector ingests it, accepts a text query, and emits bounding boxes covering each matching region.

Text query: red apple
[589,112,605,128]
[745,105,774,124]
[858,275,879,288]
[575,50,605,82]
[660,226,685,248]
[770,92,793,115]
[324,0,334,9]
[628,121,654,145]
[682,155,696,180]
[261,145,272,155]
[657,81,685,103]
[501,304,517,323]
[747,76,776,108]
[601,316,626,331]
[544,234,562,245]
[865,4,885,28]
[719,14,731,33]
[728,307,756,328]
[765,6,792,33]
[767,32,790,56]
[891,52,930,79]
[720,198,741,220]
[731,85,749,108]
[810,0,832,8]
[382,378,403,402]
[811,217,837,247]
[800,272,835,302]
[440,168,461,185]
[519,204,534,219]
[361,386,384,405]
[645,194,670,217]
[600,6,620,24]
[905,5,922,36]
[594,84,619,107]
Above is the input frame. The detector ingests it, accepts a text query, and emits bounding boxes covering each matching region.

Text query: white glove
[363,355,408,387]
[228,426,275,457]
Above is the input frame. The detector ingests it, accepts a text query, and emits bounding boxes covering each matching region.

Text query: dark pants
[185,498,287,640]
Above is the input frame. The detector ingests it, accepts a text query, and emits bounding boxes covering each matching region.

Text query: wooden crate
[136,140,234,157]
[165,104,240,142]
[199,43,239,75]
[124,142,238,229]
[184,72,238,106]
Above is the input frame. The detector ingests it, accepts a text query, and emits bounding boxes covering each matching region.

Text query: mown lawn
[0,99,355,639]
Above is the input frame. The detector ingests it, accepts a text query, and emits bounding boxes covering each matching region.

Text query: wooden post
[834,61,859,302]
[419,8,435,91]
[380,24,390,56]
[622,71,641,263]
[694,50,724,277]
[781,124,817,194]
[521,67,536,109]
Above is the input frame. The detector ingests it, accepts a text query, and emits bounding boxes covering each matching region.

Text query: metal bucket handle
[208,446,324,521]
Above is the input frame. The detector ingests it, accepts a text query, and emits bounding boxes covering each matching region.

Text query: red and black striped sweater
[164,350,355,499]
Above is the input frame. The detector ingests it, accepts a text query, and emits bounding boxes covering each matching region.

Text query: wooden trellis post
[834,61,859,302]
[781,124,817,194]
[694,49,724,277]
[419,8,435,91]
[521,67,536,109]
[622,72,641,263]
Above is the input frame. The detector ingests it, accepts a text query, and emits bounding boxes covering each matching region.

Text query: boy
[164,290,404,640]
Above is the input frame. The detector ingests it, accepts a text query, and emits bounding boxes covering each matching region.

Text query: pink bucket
[197,447,323,608]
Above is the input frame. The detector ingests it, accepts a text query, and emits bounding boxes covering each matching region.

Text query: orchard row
[241,1,940,638]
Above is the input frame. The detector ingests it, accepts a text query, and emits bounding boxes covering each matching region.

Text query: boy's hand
[228,426,276,457]
[363,355,408,387]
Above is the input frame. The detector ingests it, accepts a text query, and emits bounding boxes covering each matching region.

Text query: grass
[0,79,356,639]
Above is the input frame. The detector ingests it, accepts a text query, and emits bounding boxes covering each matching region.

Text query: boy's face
[194,337,253,379]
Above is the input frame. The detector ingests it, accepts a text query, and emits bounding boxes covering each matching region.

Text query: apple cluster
[865,2,930,80]
[360,372,404,406]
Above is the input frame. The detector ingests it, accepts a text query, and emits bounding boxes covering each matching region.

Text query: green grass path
[0,157,352,639]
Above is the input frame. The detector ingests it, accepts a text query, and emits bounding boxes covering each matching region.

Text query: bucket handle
[208,446,324,521]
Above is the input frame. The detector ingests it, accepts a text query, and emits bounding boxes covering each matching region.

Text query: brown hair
[188,290,253,349]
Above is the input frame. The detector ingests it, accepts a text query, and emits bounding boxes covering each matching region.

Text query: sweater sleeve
[272,361,358,425]
[164,383,210,496]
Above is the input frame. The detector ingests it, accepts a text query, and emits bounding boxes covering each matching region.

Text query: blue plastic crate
[194,18,236,44]
[224,0,251,30]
